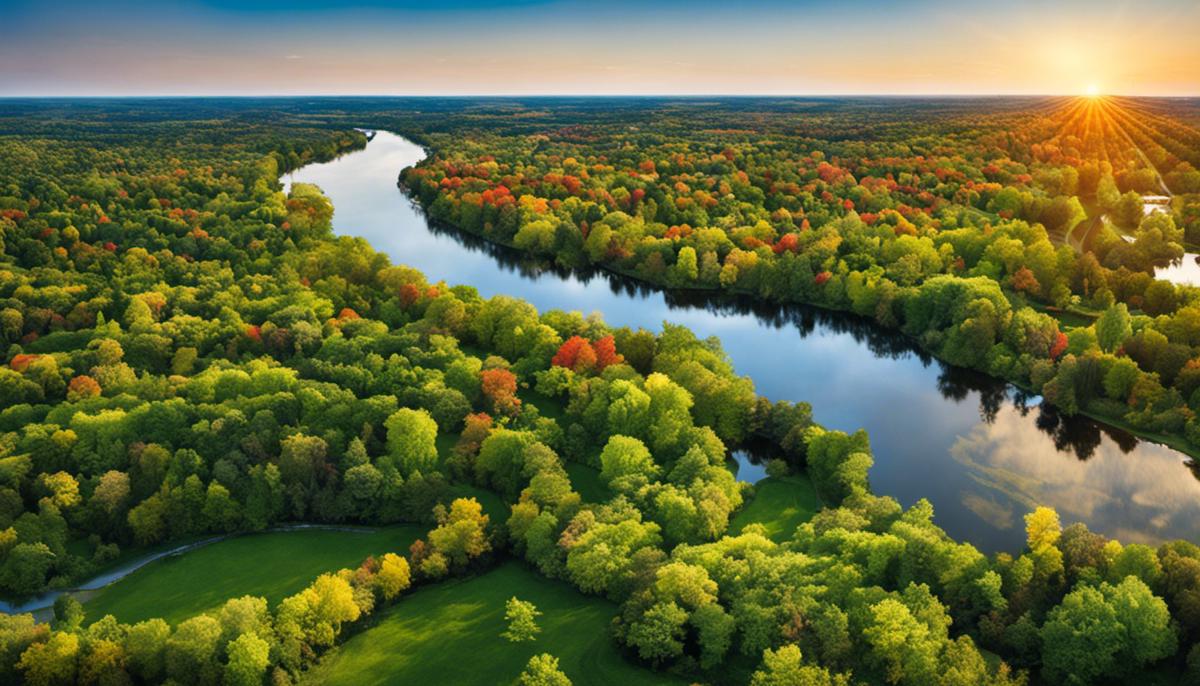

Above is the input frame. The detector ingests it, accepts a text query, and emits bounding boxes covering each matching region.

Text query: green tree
[502,597,542,642]
[598,435,659,492]
[124,619,170,682]
[1041,577,1176,685]
[376,553,411,601]
[1095,303,1131,353]
[750,645,849,686]
[625,601,688,663]
[384,408,439,476]
[224,632,270,686]
[17,631,79,686]
[427,498,491,570]
[519,653,572,686]
[165,615,222,685]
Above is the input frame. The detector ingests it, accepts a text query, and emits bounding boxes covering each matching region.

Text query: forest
[0,98,1199,685]
[384,96,1200,456]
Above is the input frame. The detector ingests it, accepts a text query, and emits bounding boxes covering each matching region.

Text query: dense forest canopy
[0,98,1199,685]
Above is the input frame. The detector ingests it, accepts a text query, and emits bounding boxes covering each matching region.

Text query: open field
[729,474,822,541]
[305,562,687,686]
[84,526,423,625]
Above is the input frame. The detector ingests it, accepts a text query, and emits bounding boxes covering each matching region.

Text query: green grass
[564,461,610,503]
[305,562,686,686]
[447,483,510,522]
[729,474,822,542]
[84,526,422,625]
[436,431,459,465]
[518,388,567,423]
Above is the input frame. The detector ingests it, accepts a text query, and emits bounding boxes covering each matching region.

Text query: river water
[288,131,1200,553]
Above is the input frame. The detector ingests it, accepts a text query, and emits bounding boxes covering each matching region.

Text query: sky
[1,0,1198,97]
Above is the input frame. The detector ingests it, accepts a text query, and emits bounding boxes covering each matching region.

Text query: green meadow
[84,525,422,625]
[305,562,687,686]
[729,474,822,542]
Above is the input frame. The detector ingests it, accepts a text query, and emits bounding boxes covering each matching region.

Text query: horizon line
[2,92,1198,99]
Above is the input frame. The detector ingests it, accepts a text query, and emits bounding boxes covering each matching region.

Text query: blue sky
[1,0,1197,96]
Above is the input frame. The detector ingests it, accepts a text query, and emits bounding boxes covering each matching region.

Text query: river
[288,131,1200,553]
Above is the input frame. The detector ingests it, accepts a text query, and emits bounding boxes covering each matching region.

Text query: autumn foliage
[481,368,520,416]
[1050,331,1069,360]
[9,354,41,372]
[552,335,623,373]
[67,375,101,401]
[399,283,422,308]
[1010,267,1040,294]
[455,412,494,457]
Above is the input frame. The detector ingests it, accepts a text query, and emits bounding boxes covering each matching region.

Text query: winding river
[289,131,1200,553]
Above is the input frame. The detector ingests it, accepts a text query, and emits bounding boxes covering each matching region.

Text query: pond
[1154,252,1200,287]
[287,131,1200,554]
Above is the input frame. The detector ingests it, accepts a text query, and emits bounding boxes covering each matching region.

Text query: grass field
[729,474,822,542]
[84,525,422,625]
[564,461,610,503]
[305,562,687,686]
[448,483,510,521]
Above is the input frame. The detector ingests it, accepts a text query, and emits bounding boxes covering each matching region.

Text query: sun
[1085,83,1101,97]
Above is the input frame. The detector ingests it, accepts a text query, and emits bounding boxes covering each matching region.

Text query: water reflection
[1154,252,1200,287]
[288,131,1200,553]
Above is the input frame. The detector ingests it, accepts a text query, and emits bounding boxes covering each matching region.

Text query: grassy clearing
[448,483,510,521]
[304,561,686,686]
[84,525,422,625]
[564,461,610,503]
[729,474,822,542]
[518,388,566,422]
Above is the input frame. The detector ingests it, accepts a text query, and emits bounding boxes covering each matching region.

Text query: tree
[1,543,55,595]
[625,601,688,663]
[52,594,83,633]
[481,368,521,416]
[1041,577,1176,685]
[384,408,439,476]
[599,435,659,491]
[1025,506,1061,553]
[77,637,128,686]
[592,335,623,370]
[692,602,736,668]
[1010,267,1040,295]
[552,336,597,373]
[292,574,361,648]
[376,552,411,601]
[502,597,542,642]
[17,631,79,686]
[861,597,941,685]
[427,498,491,570]
[90,470,131,519]
[224,632,270,686]
[750,645,849,686]
[519,653,572,686]
[124,619,169,682]
[278,434,328,489]
[66,375,101,401]
[165,615,222,685]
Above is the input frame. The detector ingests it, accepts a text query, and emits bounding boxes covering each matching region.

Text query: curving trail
[0,524,384,618]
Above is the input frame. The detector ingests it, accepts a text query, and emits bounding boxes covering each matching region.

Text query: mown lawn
[729,474,822,542]
[305,562,687,686]
[84,525,422,625]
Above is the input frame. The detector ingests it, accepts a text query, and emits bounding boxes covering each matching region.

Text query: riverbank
[288,128,1200,553]
[395,160,1200,465]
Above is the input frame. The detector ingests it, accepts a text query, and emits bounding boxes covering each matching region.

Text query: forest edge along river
[281,130,1200,555]
[8,127,1197,616]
